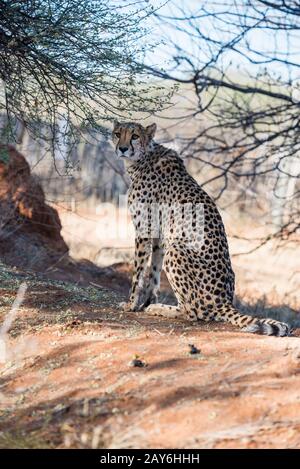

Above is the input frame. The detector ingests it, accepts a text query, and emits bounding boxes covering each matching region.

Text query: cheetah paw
[145,304,181,318]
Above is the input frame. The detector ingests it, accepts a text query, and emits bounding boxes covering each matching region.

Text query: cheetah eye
[132,134,139,140]
[115,132,121,138]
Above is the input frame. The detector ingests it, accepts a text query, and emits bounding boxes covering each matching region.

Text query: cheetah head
[112,121,156,161]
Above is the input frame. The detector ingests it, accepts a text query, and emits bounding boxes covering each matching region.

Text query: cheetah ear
[145,123,157,139]
[113,120,120,130]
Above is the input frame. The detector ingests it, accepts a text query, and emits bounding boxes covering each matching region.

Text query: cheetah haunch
[112,121,290,337]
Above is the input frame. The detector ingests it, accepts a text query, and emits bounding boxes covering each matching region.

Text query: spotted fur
[112,121,290,337]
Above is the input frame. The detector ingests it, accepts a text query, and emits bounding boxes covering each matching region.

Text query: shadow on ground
[1,261,300,449]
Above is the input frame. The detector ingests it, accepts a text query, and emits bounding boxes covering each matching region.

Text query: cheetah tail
[215,303,291,337]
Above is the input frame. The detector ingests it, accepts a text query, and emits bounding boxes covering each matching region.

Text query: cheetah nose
[119,146,128,154]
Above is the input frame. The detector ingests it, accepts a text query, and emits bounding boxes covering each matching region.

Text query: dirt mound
[0,145,68,270]
[0,145,131,291]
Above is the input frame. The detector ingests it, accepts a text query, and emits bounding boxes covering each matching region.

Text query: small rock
[188,344,201,355]
[130,355,147,368]
[65,319,82,329]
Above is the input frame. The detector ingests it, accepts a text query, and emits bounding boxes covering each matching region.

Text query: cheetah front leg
[120,236,151,312]
[140,238,164,309]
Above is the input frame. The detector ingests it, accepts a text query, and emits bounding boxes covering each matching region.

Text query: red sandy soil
[0,264,300,449]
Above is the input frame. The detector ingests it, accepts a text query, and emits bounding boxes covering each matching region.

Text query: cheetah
[111,121,291,337]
